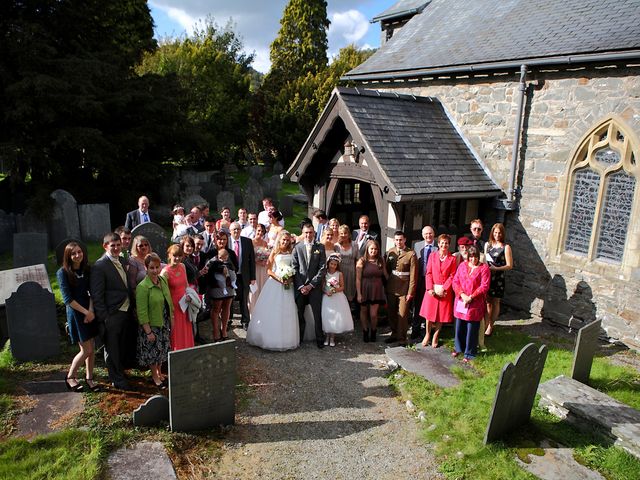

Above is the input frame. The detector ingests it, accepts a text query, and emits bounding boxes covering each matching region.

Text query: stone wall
[381,65,640,348]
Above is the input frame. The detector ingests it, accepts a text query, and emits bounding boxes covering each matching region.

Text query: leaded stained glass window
[562,118,638,265]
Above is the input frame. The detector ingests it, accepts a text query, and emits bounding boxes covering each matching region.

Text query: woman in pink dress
[420,234,456,348]
[249,223,271,312]
[161,244,194,351]
[451,245,490,362]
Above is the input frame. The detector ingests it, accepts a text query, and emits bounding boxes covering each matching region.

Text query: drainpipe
[506,64,528,207]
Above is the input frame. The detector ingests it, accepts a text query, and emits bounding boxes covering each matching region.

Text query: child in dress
[322,254,354,347]
[172,205,185,230]
[205,249,237,341]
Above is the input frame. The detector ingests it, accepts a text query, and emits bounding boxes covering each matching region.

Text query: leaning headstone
[272,161,284,175]
[216,191,235,214]
[168,340,236,432]
[0,210,15,254]
[5,281,60,362]
[484,343,548,444]
[78,204,111,242]
[55,239,87,266]
[133,395,170,427]
[248,165,264,180]
[13,232,48,268]
[280,195,294,218]
[131,222,170,257]
[571,319,602,384]
[48,189,81,248]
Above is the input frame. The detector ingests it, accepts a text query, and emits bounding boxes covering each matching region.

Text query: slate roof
[371,0,431,23]
[289,87,501,198]
[346,0,640,81]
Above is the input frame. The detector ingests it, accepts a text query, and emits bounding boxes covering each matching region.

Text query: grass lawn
[390,327,640,480]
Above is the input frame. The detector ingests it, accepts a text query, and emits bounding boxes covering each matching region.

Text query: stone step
[538,375,640,460]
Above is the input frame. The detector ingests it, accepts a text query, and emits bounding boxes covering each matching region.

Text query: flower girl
[321,254,354,346]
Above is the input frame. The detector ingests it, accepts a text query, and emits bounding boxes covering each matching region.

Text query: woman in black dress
[355,240,388,342]
[484,223,513,336]
[57,242,99,391]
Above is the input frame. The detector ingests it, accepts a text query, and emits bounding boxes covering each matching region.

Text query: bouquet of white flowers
[279,265,296,290]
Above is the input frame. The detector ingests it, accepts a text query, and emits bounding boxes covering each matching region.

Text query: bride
[246,230,300,351]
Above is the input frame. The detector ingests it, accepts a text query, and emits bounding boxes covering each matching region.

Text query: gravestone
[13,232,48,268]
[200,183,221,208]
[131,223,170,258]
[133,395,170,427]
[272,161,284,175]
[182,195,207,211]
[571,318,602,384]
[242,177,264,214]
[168,340,236,432]
[216,191,235,214]
[55,239,87,266]
[484,343,548,444]
[248,165,264,180]
[385,345,460,388]
[78,204,111,242]
[0,264,52,306]
[280,195,294,218]
[15,209,47,234]
[49,189,81,248]
[0,210,15,254]
[5,281,60,362]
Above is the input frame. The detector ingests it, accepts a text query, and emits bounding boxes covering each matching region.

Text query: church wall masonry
[379,66,640,349]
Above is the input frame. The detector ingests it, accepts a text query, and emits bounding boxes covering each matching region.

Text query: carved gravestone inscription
[571,319,602,384]
[130,223,169,259]
[5,281,60,362]
[168,340,236,431]
[484,343,548,444]
[13,233,48,268]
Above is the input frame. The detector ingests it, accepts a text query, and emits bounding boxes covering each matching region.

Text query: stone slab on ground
[538,375,640,460]
[516,440,605,480]
[385,345,460,388]
[107,441,176,480]
[15,377,84,439]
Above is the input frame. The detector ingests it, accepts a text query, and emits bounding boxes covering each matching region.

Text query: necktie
[358,231,365,247]
[424,245,431,270]
[193,254,199,266]
[305,243,312,263]
[142,212,149,223]
[234,240,240,267]
[111,258,130,311]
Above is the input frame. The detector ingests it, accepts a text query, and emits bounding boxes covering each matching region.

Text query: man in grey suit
[124,195,151,230]
[292,223,327,348]
[352,215,379,258]
[90,232,132,390]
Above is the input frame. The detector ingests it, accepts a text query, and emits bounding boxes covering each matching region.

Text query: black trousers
[295,288,323,343]
[102,310,130,384]
[235,273,250,325]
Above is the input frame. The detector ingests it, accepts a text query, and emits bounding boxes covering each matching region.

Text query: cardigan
[452,262,490,321]
[135,275,173,327]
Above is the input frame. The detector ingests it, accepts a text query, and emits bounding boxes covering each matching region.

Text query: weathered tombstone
[0,210,15,254]
[223,163,238,174]
[268,174,282,192]
[484,343,548,444]
[133,395,170,427]
[182,195,207,211]
[280,195,294,218]
[15,209,47,234]
[13,232,48,268]
[242,177,264,214]
[55,239,87,266]
[168,340,236,431]
[48,189,81,248]
[571,319,602,384]
[248,165,264,180]
[272,161,284,175]
[200,183,221,208]
[78,204,111,242]
[216,191,235,214]
[130,222,170,257]
[5,281,60,362]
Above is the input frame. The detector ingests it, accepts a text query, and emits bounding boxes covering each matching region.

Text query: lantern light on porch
[344,141,355,157]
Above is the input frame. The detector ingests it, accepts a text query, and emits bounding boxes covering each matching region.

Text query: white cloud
[329,10,369,44]
[164,7,201,35]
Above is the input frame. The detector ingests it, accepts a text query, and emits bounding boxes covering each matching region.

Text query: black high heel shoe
[363,329,370,343]
[65,377,84,392]
[85,377,101,392]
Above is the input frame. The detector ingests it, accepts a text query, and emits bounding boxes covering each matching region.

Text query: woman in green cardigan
[136,253,174,388]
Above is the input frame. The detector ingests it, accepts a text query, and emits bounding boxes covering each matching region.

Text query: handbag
[454,298,469,316]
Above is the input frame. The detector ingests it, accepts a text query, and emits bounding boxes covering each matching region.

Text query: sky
[148,0,397,73]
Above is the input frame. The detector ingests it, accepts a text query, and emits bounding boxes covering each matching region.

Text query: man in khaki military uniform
[384,231,417,345]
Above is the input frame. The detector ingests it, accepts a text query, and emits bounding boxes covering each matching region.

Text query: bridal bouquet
[279,265,296,290]
[326,276,340,294]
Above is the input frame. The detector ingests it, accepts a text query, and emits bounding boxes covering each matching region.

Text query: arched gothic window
[562,118,638,264]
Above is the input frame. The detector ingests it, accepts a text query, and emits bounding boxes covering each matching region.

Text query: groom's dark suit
[292,241,326,345]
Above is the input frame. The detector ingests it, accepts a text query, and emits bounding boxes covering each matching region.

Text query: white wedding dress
[246,253,300,351]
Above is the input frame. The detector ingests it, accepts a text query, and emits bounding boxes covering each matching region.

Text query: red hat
[457,237,473,246]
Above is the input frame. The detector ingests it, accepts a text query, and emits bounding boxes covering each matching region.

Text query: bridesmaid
[128,235,152,293]
[484,223,513,336]
[328,218,340,239]
[335,224,357,302]
[161,244,194,351]
[136,253,172,388]
[420,234,456,348]
[355,240,388,342]
[249,223,270,312]
[321,227,337,254]
[57,242,99,392]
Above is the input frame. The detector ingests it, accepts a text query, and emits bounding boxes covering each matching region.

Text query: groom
[292,222,327,348]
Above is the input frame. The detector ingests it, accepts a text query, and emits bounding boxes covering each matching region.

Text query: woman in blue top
[57,242,99,392]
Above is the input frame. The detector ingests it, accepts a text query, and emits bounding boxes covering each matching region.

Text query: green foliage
[137,18,255,168]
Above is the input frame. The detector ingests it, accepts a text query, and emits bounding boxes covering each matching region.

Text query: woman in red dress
[420,234,456,348]
[161,244,194,351]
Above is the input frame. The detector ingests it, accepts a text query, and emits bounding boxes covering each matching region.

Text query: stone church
[286,0,640,348]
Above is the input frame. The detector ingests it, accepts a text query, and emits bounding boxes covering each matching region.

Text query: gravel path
[212,326,442,479]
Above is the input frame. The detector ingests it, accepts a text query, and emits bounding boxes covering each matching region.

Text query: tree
[136,19,254,167]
